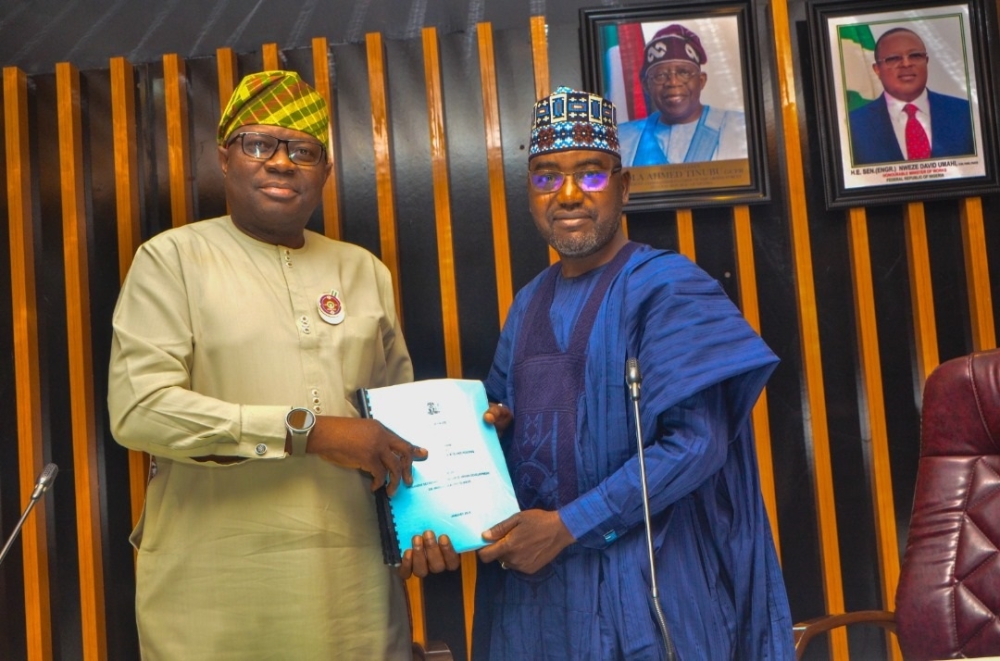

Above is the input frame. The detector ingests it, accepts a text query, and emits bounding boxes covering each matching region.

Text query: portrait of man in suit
[848,27,975,166]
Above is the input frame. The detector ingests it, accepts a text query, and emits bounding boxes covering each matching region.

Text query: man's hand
[306,416,427,495]
[398,531,462,579]
[483,402,513,436]
[477,509,575,575]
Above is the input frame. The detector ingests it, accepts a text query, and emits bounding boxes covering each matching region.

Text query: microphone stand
[626,359,677,661]
[0,463,59,568]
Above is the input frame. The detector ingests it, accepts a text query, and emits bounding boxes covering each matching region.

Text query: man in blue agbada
[472,87,794,660]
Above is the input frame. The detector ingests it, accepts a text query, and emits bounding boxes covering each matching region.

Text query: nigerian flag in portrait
[839,24,883,111]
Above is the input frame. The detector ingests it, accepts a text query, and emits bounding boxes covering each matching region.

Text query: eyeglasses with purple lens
[528,167,622,193]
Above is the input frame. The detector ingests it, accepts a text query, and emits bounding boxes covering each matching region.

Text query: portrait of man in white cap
[618,23,748,167]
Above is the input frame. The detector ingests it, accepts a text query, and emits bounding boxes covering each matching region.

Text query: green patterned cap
[217,70,328,145]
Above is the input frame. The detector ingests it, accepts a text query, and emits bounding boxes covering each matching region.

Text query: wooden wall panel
[311,37,343,241]
[847,207,902,661]
[769,2,848,657]
[904,202,939,386]
[262,43,280,70]
[961,197,996,351]
[477,22,513,325]
[163,54,193,227]
[55,62,108,661]
[3,7,1000,661]
[365,32,402,321]
[4,65,53,661]
[733,206,780,557]
[109,57,149,534]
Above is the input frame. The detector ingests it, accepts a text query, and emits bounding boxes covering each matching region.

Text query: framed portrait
[580,1,769,211]
[807,0,1000,208]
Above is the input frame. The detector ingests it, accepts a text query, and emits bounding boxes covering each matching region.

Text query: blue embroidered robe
[473,245,793,660]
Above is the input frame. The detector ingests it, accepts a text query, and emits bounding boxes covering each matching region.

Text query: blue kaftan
[472,244,793,660]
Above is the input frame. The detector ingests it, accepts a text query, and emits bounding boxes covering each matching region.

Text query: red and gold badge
[317,290,345,325]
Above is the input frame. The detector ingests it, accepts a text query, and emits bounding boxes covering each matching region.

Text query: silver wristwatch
[284,407,316,455]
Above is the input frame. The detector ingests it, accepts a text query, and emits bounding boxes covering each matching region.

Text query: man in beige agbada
[108,70,457,660]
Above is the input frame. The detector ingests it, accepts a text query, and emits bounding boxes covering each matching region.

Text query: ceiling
[0,0,621,75]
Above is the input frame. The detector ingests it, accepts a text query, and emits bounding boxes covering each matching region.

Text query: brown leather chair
[794,349,1000,659]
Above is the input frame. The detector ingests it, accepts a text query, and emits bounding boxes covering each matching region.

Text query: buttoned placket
[281,245,324,416]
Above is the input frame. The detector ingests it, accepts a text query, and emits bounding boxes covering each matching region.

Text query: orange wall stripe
[528,16,560,266]
[215,48,238,219]
[477,22,514,325]
[216,47,238,107]
[4,65,54,661]
[110,57,150,530]
[529,15,550,101]
[903,203,939,387]
[56,62,108,661]
[847,208,902,661]
[422,27,463,379]
[365,32,402,321]
[163,54,193,227]
[770,2,847,657]
[732,206,780,558]
[960,197,996,351]
[311,37,343,241]
[676,209,696,261]
[262,43,280,70]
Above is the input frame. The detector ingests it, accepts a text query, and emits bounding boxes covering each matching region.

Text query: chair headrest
[922,348,1000,456]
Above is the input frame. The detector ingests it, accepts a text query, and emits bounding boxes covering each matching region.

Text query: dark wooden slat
[4,64,54,661]
[56,61,108,661]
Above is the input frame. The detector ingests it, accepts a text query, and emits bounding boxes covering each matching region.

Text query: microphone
[626,357,642,402]
[31,463,59,501]
[0,463,59,568]
[625,359,676,661]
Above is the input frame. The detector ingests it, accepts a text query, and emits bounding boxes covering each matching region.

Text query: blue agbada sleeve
[559,384,729,545]
[557,249,778,548]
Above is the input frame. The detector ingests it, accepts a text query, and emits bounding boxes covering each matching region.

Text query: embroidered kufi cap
[217,70,328,145]
[640,24,707,81]
[529,87,618,159]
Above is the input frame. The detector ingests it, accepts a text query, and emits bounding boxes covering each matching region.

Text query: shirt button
[254,443,268,456]
[313,405,322,413]
[310,389,319,396]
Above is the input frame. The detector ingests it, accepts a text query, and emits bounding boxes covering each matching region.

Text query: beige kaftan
[108,217,413,660]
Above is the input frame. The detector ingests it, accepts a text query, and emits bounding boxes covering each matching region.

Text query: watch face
[287,408,314,432]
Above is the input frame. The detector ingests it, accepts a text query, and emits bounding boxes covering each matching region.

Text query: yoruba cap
[217,70,328,146]
[640,24,707,81]
[529,87,618,159]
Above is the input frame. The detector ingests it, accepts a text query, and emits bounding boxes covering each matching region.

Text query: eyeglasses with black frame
[875,51,928,68]
[528,167,623,193]
[228,131,327,166]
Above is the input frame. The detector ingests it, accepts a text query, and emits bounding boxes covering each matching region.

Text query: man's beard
[548,215,621,259]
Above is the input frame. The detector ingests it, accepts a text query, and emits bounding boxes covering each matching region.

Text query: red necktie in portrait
[903,103,930,160]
